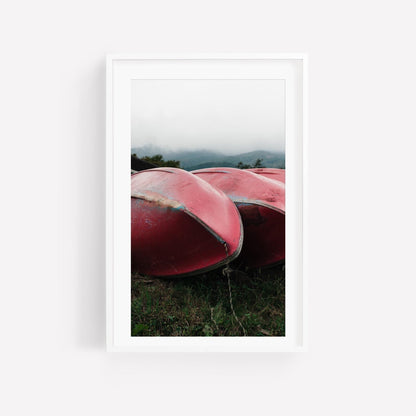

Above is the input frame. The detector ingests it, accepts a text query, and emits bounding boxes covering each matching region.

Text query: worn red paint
[131,168,243,277]
[248,168,286,184]
[192,167,285,268]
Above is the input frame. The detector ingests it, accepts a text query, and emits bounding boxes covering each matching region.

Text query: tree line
[132,153,264,169]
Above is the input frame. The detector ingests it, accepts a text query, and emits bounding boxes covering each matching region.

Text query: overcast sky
[131,79,285,155]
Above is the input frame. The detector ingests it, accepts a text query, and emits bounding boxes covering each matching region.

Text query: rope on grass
[210,307,219,332]
[222,266,247,336]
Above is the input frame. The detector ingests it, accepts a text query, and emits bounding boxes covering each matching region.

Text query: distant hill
[186,150,285,171]
[131,146,285,170]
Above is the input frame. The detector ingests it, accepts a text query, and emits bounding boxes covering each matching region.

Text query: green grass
[131,265,285,336]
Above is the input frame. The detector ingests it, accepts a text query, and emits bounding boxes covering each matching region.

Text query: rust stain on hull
[131,190,183,210]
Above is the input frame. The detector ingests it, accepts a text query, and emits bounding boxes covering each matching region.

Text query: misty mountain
[131,146,285,170]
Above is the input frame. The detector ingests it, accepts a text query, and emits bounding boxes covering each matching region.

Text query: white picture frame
[106,54,308,352]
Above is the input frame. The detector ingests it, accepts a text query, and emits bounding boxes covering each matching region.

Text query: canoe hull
[192,167,285,268]
[236,203,285,268]
[131,168,243,277]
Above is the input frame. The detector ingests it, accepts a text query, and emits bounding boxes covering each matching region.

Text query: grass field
[131,264,285,336]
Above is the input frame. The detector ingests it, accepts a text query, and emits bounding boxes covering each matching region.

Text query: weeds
[131,265,285,336]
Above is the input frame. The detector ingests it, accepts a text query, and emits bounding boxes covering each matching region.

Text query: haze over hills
[131,145,285,170]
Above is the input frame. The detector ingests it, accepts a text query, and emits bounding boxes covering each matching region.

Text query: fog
[131,79,285,155]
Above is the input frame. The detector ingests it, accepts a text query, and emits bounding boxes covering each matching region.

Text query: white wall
[1,1,415,415]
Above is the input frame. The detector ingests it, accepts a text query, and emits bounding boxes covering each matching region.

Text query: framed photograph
[106,54,307,352]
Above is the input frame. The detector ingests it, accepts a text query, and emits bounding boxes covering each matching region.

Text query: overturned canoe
[131,168,243,277]
[248,168,285,183]
[192,167,285,268]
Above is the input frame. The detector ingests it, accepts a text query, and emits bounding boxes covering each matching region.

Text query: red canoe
[192,167,285,268]
[131,168,243,277]
[248,168,286,183]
